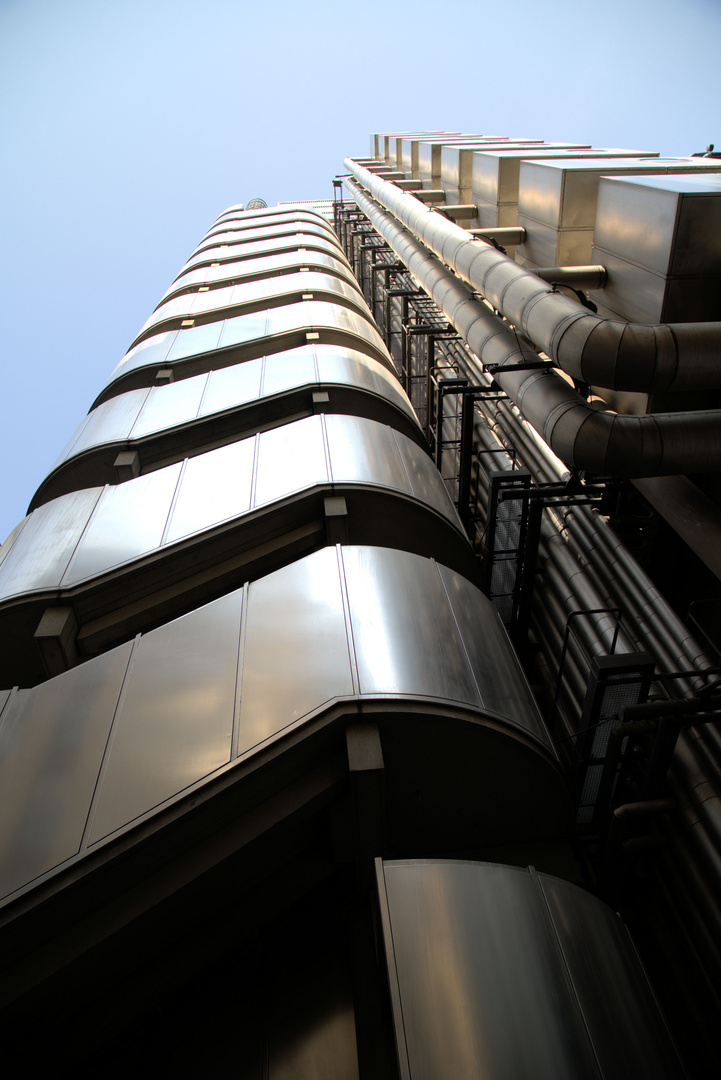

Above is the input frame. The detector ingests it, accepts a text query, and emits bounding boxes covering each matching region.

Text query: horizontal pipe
[412,189,446,202]
[438,204,478,220]
[469,227,526,245]
[345,158,721,394]
[532,265,608,290]
[344,177,721,477]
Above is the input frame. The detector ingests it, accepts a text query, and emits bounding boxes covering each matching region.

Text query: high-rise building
[1,132,720,1076]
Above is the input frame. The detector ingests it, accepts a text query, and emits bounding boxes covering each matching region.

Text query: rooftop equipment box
[416,137,524,186]
[515,156,721,268]
[589,173,721,323]
[468,148,655,229]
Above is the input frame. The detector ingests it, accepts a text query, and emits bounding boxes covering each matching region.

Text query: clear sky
[1,0,720,543]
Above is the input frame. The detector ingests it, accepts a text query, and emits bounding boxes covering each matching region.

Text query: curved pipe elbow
[546,399,721,477]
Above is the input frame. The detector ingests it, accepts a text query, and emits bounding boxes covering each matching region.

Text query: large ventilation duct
[345,159,721,395]
[345,177,721,477]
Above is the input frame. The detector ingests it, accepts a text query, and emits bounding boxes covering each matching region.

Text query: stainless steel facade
[1,135,719,1075]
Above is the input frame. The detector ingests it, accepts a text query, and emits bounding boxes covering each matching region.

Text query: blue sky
[1,0,720,542]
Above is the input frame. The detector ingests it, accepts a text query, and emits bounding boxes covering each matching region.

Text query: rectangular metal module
[590,173,721,322]
[516,155,721,268]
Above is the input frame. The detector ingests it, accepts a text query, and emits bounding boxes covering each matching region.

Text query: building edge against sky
[0,130,720,1075]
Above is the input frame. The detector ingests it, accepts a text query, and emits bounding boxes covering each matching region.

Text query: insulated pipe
[345,159,721,394]
[345,178,721,477]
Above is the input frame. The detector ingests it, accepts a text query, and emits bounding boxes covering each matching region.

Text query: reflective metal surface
[179,230,342,276]
[436,562,548,741]
[160,249,355,304]
[192,221,333,260]
[238,547,353,756]
[516,156,721,267]
[203,210,336,241]
[343,546,482,702]
[134,271,368,347]
[87,590,241,844]
[0,547,557,900]
[107,300,392,392]
[378,860,687,1080]
[34,345,419,502]
[0,488,102,597]
[0,643,133,897]
[63,464,183,585]
[0,418,461,601]
[164,438,255,543]
[590,174,721,322]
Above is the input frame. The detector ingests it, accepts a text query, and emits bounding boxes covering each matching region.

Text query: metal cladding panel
[417,139,525,178]
[0,516,29,565]
[164,251,353,302]
[62,464,183,585]
[589,249,721,325]
[517,160,566,227]
[473,198,501,229]
[593,174,721,276]
[87,590,242,845]
[215,312,269,350]
[106,302,392,378]
[237,547,354,757]
[0,643,133,898]
[441,144,569,200]
[254,415,328,504]
[204,211,336,240]
[516,214,594,269]
[199,357,264,414]
[316,349,376,395]
[588,250,676,325]
[342,547,481,703]
[380,860,597,1080]
[400,139,417,176]
[379,861,686,1080]
[138,272,366,342]
[50,415,95,474]
[58,390,151,465]
[362,358,418,421]
[109,329,178,383]
[0,488,102,599]
[180,232,343,275]
[167,320,224,361]
[436,563,549,745]
[258,349,317,395]
[198,219,326,246]
[164,437,255,544]
[193,222,332,257]
[130,372,207,438]
[1,419,462,603]
[0,548,564,901]
[325,414,410,492]
[399,136,457,176]
[396,435,463,521]
[539,874,687,1080]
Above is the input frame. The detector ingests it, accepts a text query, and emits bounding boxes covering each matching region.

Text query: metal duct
[344,159,721,394]
[345,177,721,477]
